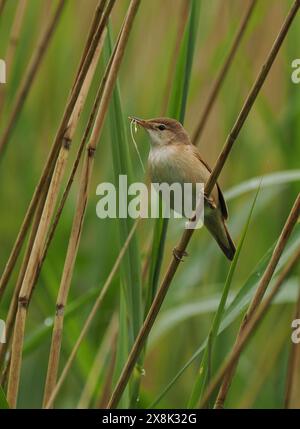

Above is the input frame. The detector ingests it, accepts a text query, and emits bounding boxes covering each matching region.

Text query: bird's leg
[204,193,217,209]
[173,247,188,262]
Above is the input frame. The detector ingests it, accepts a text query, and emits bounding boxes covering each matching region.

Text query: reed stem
[0,0,112,303]
[44,221,139,408]
[76,315,117,408]
[214,193,300,408]
[6,4,111,407]
[42,0,140,407]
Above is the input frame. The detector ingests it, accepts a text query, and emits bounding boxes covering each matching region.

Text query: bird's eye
[158,124,166,131]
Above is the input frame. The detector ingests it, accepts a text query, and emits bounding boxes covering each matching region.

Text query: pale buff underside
[148,142,233,255]
[148,143,220,213]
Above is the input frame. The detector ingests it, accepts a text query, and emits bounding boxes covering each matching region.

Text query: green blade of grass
[106,26,142,408]
[113,287,130,408]
[109,83,142,339]
[149,276,299,344]
[224,170,300,200]
[147,0,201,311]
[0,385,9,409]
[24,286,99,355]
[188,185,261,408]
[168,0,200,123]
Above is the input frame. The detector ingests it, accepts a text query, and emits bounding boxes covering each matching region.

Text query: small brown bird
[129,116,236,261]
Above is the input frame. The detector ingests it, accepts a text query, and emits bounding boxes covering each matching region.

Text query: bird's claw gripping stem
[173,248,188,262]
[204,193,216,209]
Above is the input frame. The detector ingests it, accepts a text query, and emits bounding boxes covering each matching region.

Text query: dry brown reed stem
[0,193,48,385]
[74,0,108,85]
[77,315,118,409]
[6,19,111,409]
[0,0,114,301]
[0,0,28,116]
[0,20,120,376]
[107,1,300,409]
[284,280,300,408]
[0,190,48,371]
[214,193,300,408]
[198,243,300,409]
[38,20,122,276]
[43,42,114,407]
[0,2,115,307]
[192,0,256,144]
[43,0,141,406]
[44,220,139,409]
[0,0,66,157]
[0,32,106,374]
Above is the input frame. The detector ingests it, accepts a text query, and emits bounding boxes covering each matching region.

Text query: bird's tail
[205,215,236,261]
[219,220,236,261]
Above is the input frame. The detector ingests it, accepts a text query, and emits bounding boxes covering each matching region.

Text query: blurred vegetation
[0,0,299,408]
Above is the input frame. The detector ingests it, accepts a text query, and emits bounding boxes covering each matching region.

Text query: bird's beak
[128,116,152,130]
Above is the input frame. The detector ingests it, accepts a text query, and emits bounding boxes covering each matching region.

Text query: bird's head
[129,116,190,147]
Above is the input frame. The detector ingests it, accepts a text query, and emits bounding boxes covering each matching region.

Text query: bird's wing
[191,146,228,220]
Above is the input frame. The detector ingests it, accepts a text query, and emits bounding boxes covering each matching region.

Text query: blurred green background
[0,0,299,408]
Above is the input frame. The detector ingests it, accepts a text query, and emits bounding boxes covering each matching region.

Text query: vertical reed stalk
[0,20,121,371]
[0,0,66,157]
[74,0,108,84]
[44,221,139,409]
[6,14,110,407]
[198,244,300,408]
[0,189,47,370]
[192,0,256,144]
[39,25,120,274]
[214,193,300,408]
[0,0,113,303]
[97,335,118,408]
[107,1,300,408]
[42,0,140,407]
[0,30,106,373]
[77,315,118,409]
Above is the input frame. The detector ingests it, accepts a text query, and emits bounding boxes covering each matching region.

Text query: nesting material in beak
[128,116,152,130]
[129,116,145,172]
